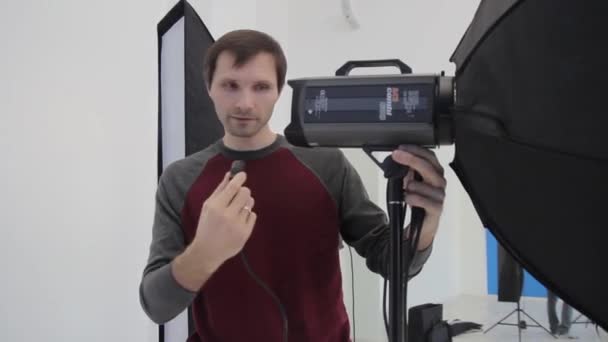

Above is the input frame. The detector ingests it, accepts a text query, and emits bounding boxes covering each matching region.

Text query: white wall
[0,1,164,341]
[1,0,487,341]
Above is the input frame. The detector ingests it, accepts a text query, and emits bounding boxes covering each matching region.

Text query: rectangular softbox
[157,1,222,341]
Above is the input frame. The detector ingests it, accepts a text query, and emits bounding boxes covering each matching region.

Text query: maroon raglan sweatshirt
[140,135,432,342]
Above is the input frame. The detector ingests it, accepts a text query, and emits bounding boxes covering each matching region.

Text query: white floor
[441,294,606,342]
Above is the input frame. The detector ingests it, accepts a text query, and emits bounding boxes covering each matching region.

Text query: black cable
[229,162,287,341]
[348,245,356,341]
[383,277,389,336]
[382,183,394,339]
[240,251,288,342]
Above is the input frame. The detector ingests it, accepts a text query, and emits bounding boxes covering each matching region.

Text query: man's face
[208,51,280,140]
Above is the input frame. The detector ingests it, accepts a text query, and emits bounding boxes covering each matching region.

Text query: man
[547,289,575,338]
[140,29,447,342]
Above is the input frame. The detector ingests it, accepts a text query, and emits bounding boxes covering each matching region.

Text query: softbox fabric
[450,0,608,329]
[157,1,221,341]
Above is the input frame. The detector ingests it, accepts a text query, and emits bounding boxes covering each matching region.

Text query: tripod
[572,313,593,327]
[484,300,556,342]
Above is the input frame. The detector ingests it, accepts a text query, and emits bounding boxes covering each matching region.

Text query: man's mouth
[231,115,255,121]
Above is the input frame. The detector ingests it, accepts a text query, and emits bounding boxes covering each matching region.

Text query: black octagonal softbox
[450,0,608,329]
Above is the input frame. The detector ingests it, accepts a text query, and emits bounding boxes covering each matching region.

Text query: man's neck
[222,130,277,151]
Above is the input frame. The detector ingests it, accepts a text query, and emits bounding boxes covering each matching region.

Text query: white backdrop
[0,1,162,341]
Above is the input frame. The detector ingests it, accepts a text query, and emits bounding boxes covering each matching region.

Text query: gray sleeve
[139,168,197,324]
[406,236,433,278]
[335,150,433,279]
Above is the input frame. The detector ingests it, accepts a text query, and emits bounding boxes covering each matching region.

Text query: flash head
[285,60,455,149]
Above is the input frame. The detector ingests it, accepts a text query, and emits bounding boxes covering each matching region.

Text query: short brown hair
[203,29,288,92]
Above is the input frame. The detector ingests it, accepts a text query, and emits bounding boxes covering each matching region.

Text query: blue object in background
[486,230,547,298]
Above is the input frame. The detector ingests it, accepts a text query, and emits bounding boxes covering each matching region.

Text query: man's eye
[223,82,238,90]
[255,84,270,91]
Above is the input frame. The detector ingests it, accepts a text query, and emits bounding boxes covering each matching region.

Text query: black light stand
[484,301,556,342]
[572,313,593,327]
[387,167,406,342]
[364,148,425,342]
[334,59,425,342]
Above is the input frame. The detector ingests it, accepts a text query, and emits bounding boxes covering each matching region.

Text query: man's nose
[235,90,254,112]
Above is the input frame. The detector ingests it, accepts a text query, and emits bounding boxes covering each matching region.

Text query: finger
[216,172,247,207]
[406,181,446,203]
[405,192,443,217]
[244,211,258,231]
[403,170,414,190]
[238,198,255,223]
[210,172,231,198]
[392,150,447,189]
[226,187,252,216]
[397,145,444,175]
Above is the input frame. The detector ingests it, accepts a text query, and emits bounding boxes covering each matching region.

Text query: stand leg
[484,309,518,333]
[572,313,594,327]
[521,310,557,338]
[485,303,557,341]
[517,303,522,342]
